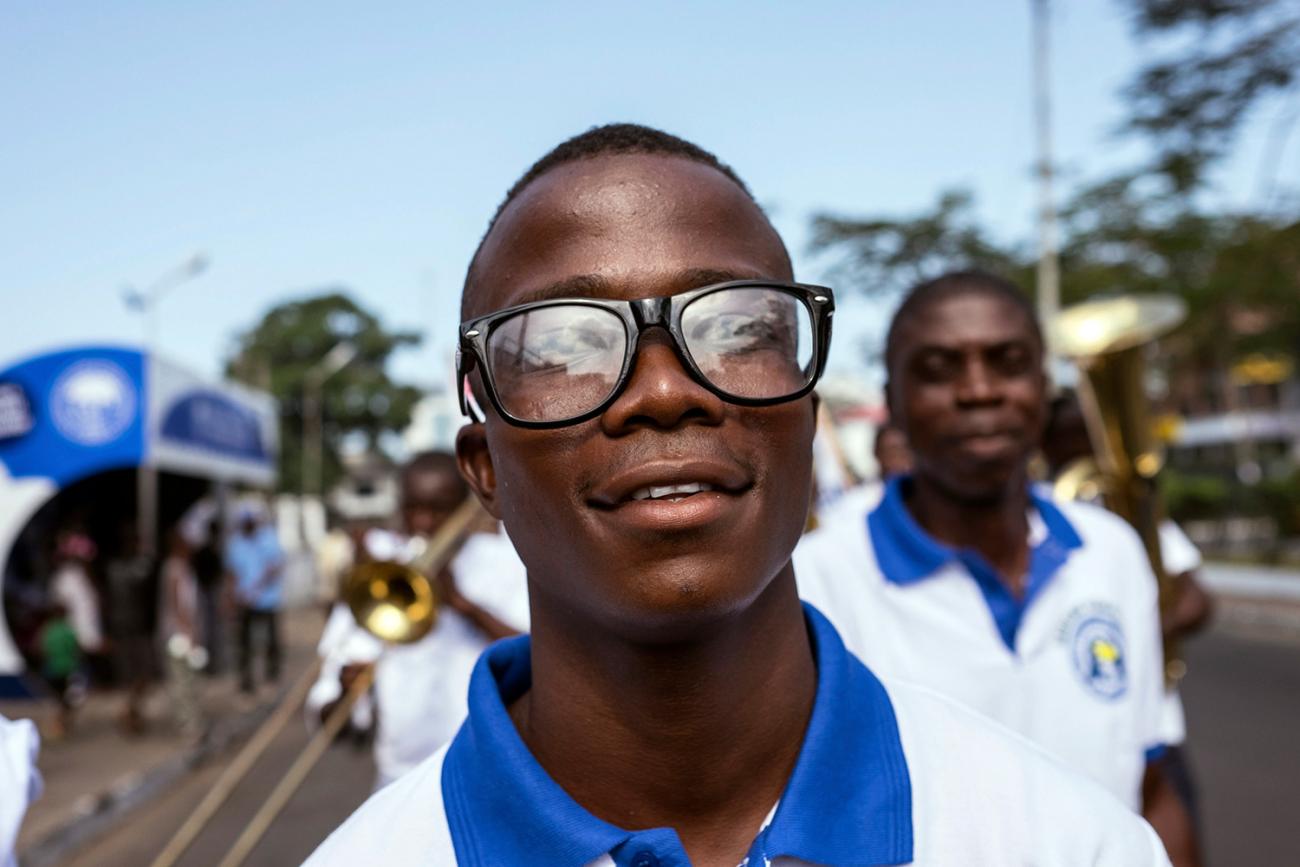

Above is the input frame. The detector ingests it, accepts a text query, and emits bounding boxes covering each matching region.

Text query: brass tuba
[1049,294,1187,685]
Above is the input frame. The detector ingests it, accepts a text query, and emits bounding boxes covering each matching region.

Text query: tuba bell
[1050,294,1187,685]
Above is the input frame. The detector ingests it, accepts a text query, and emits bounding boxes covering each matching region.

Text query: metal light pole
[122,252,210,557]
[1031,0,1061,336]
[301,341,358,545]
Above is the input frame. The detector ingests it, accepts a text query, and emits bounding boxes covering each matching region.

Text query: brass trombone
[151,496,486,867]
[1049,294,1187,686]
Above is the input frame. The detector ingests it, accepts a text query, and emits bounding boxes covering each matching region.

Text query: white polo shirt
[305,604,1169,866]
[307,530,529,789]
[795,477,1175,810]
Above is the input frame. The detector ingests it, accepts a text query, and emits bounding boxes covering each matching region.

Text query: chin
[596,559,778,645]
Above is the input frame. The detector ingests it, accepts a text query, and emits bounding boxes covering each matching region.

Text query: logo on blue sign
[50,360,138,446]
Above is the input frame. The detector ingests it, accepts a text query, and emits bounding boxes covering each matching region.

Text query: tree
[806,178,1299,368]
[225,291,424,494]
[1119,0,1300,193]
[807,190,1026,301]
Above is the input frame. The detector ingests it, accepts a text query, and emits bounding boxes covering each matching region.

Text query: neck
[514,567,815,867]
[906,470,1032,591]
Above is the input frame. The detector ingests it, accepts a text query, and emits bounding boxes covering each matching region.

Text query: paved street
[60,707,373,867]
[1181,624,1300,866]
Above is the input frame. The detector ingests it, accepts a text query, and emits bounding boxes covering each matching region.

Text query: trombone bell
[342,561,439,644]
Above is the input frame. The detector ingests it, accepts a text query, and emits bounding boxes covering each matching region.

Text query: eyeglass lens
[484,286,815,423]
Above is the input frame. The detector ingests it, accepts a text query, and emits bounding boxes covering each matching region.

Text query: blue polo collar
[441,603,913,867]
[867,475,1084,651]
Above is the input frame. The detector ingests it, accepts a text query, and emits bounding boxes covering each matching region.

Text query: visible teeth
[630,482,714,501]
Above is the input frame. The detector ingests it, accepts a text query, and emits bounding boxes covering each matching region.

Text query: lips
[590,460,751,508]
[952,429,1020,459]
[587,460,752,533]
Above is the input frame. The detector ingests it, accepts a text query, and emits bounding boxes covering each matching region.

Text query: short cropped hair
[401,450,467,497]
[883,270,1042,377]
[462,123,756,320]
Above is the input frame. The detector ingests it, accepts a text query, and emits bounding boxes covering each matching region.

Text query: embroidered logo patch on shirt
[1061,604,1128,700]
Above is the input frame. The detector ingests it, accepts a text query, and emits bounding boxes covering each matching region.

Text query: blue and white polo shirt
[795,477,1175,810]
[305,605,1168,866]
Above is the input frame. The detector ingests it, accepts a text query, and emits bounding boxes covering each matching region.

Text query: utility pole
[122,253,210,558]
[1032,0,1061,337]
[300,341,358,546]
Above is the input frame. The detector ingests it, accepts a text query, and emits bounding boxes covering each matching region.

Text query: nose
[953,356,1003,407]
[599,330,726,434]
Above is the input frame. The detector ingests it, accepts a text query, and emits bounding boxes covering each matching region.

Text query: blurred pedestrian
[796,270,1199,865]
[49,531,102,657]
[0,714,41,867]
[160,528,205,739]
[104,522,158,735]
[190,519,226,675]
[1041,390,1212,835]
[37,602,81,739]
[225,505,284,696]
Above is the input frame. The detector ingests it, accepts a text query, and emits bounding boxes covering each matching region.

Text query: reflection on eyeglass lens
[483,286,815,422]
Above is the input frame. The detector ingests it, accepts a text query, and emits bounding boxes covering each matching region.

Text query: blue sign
[0,347,145,485]
[159,389,270,463]
[0,383,34,440]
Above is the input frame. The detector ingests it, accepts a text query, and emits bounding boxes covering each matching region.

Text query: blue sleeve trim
[1144,743,1168,764]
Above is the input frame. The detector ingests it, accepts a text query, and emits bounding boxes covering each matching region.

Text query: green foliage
[1161,467,1231,522]
[807,190,1026,300]
[225,291,423,493]
[1255,464,1300,537]
[1119,0,1300,192]
[808,173,1300,366]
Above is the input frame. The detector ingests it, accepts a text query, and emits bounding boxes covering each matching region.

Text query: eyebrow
[514,267,770,306]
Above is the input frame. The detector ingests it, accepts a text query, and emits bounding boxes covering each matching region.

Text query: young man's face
[458,154,816,641]
[888,291,1047,501]
[401,469,465,538]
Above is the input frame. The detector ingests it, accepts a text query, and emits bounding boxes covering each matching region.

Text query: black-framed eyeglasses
[456,280,835,428]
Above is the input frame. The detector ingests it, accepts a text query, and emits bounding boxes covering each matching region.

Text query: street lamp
[302,340,359,531]
[121,252,211,558]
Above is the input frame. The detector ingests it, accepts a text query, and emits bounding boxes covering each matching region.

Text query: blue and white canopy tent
[0,344,277,696]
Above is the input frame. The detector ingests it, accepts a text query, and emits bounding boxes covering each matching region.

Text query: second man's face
[458,154,817,642]
[889,292,1047,501]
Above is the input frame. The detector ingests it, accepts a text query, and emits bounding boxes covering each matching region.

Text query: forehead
[402,467,461,498]
[896,291,1039,356]
[467,154,791,317]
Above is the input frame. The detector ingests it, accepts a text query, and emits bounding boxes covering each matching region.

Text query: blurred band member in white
[1,714,41,867]
[306,450,528,790]
[1041,390,1212,833]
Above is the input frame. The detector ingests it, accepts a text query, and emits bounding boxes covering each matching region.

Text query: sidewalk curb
[19,688,289,867]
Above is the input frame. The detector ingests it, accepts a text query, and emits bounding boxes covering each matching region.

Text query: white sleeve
[1157,689,1187,747]
[1158,521,1202,575]
[1,715,41,867]
[1128,538,1183,754]
[453,533,530,632]
[305,605,382,731]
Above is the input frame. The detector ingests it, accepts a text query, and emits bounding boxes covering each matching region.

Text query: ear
[455,423,501,520]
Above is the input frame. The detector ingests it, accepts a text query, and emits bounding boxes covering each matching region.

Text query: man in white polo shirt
[307,125,1169,866]
[307,450,527,790]
[796,270,1197,865]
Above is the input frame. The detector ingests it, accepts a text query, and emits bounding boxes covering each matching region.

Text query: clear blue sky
[2,2,1293,389]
